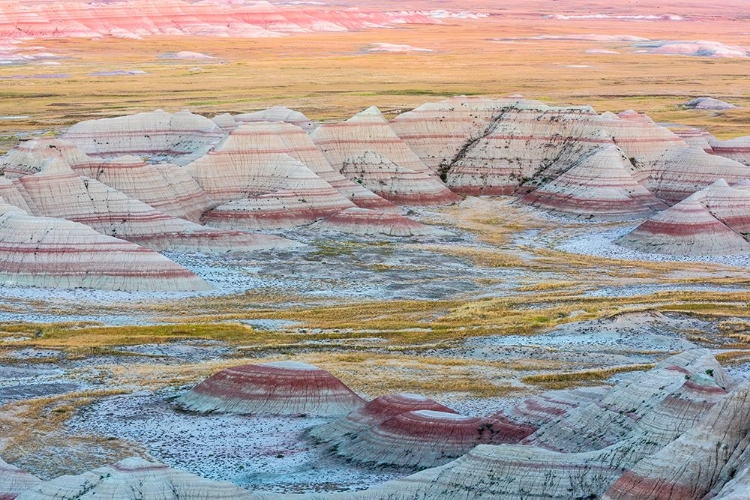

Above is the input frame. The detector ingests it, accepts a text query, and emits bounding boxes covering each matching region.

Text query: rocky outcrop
[685,97,738,110]
[233,106,317,132]
[175,361,365,417]
[14,457,251,500]
[0,458,40,500]
[0,200,209,291]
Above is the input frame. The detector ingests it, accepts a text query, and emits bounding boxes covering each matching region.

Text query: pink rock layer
[494,386,610,429]
[313,208,438,237]
[0,458,40,500]
[333,409,530,468]
[0,200,209,291]
[15,456,251,500]
[61,110,225,166]
[184,125,357,228]
[308,393,458,446]
[12,161,294,253]
[617,181,750,256]
[0,1,438,43]
[175,361,365,417]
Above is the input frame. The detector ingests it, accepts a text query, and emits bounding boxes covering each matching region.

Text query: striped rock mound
[714,466,750,499]
[206,121,393,211]
[61,110,225,166]
[525,349,730,453]
[310,106,460,206]
[617,182,750,256]
[12,161,293,253]
[69,155,215,223]
[643,146,750,204]
[444,101,605,196]
[0,458,40,500]
[0,138,102,178]
[332,410,532,469]
[0,200,209,291]
[175,361,365,417]
[602,378,750,500]
[340,151,460,206]
[710,136,750,166]
[250,350,730,500]
[313,208,438,237]
[15,457,251,500]
[389,96,517,173]
[494,385,610,429]
[185,127,356,229]
[1,139,215,222]
[522,145,667,219]
[309,393,456,446]
[233,106,317,132]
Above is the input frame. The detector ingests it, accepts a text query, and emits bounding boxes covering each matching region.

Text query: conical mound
[0,457,41,500]
[617,193,750,256]
[185,126,356,228]
[313,208,438,237]
[0,200,209,291]
[523,145,666,218]
[61,110,226,166]
[340,150,460,206]
[14,161,295,253]
[702,179,750,234]
[0,138,100,178]
[175,361,366,417]
[310,107,459,206]
[15,457,251,500]
[202,122,394,211]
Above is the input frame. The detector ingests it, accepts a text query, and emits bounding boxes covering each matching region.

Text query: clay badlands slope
[2,96,750,290]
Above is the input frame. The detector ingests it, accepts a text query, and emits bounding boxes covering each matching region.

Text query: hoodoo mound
[175,361,365,417]
[617,180,750,256]
[0,458,40,500]
[14,457,251,500]
[0,200,209,291]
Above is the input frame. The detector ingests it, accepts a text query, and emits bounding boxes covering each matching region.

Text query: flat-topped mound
[175,361,365,417]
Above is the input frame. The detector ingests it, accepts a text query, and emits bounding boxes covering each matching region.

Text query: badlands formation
[1,97,750,290]
[2,2,750,498]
